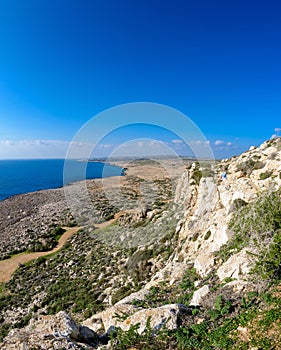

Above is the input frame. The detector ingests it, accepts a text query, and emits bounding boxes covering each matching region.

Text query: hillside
[0,138,281,349]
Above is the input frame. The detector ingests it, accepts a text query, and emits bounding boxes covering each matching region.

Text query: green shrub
[179,268,198,291]
[208,295,233,321]
[204,230,211,240]
[236,159,265,176]
[191,169,202,185]
[111,285,132,305]
[231,198,248,211]
[53,226,66,241]
[220,189,281,279]
[201,168,215,178]
[259,171,273,180]
[229,189,281,238]
[126,249,154,281]
[0,323,11,342]
[253,230,281,280]
[192,232,199,242]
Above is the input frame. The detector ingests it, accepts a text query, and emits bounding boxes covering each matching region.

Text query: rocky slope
[0,139,281,349]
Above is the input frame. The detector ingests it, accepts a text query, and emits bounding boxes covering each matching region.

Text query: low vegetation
[236,158,265,176]
[217,188,281,281]
[0,201,180,341]
[109,281,281,349]
[1,153,281,348]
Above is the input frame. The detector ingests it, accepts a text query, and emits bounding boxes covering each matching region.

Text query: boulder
[217,248,253,281]
[190,285,210,306]
[118,304,188,334]
[83,303,141,333]
[84,303,188,335]
[194,252,215,277]
[1,311,97,349]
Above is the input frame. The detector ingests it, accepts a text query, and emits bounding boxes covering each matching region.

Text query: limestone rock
[194,253,215,277]
[1,311,97,349]
[217,248,254,281]
[118,304,188,334]
[84,302,188,336]
[222,280,249,293]
[83,303,141,333]
[115,288,151,306]
[190,285,210,306]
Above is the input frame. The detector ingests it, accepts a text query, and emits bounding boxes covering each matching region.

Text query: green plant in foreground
[253,229,281,280]
[109,288,281,349]
[259,171,273,180]
[229,189,281,239]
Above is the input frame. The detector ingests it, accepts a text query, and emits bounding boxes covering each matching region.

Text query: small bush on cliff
[236,159,265,176]
[126,248,154,282]
[230,198,248,212]
[229,189,281,240]
[111,285,132,305]
[259,171,273,180]
[191,169,202,185]
[253,230,281,280]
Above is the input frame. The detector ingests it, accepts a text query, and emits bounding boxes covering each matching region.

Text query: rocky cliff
[1,138,281,349]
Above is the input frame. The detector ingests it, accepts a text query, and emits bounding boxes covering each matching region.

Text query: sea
[0,159,124,201]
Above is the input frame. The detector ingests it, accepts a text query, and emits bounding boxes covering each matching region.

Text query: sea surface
[0,159,123,201]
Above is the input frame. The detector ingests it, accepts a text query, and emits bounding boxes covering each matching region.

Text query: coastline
[0,176,123,261]
[0,157,186,262]
[0,159,125,202]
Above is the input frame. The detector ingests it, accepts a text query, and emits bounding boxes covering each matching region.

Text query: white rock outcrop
[217,248,254,281]
[190,285,210,306]
[1,311,96,349]
[84,303,188,335]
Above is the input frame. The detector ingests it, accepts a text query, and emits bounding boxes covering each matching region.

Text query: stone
[190,285,210,306]
[194,252,215,277]
[118,304,188,334]
[85,303,188,336]
[217,248,253,281]
[115,288,150,305]
[1,311,97,349]
[83,303,141,333]
[222,280,248,293]
[146,210,155,220]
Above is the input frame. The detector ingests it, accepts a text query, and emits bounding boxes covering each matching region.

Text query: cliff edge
[1,138,281,349]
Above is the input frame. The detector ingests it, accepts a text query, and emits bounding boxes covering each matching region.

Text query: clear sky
[0,0,280,159]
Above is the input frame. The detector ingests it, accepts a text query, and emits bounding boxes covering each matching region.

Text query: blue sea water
[0,159,123,201]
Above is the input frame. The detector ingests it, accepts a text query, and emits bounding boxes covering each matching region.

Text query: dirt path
[0,226,80,283]
[0,209,137,283]
[94,209,137,229]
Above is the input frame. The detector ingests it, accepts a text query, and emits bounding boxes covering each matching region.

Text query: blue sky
[0,0,280,159]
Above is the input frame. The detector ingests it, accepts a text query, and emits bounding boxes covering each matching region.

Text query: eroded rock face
[170,137,281,279]
[121,138,281,313]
